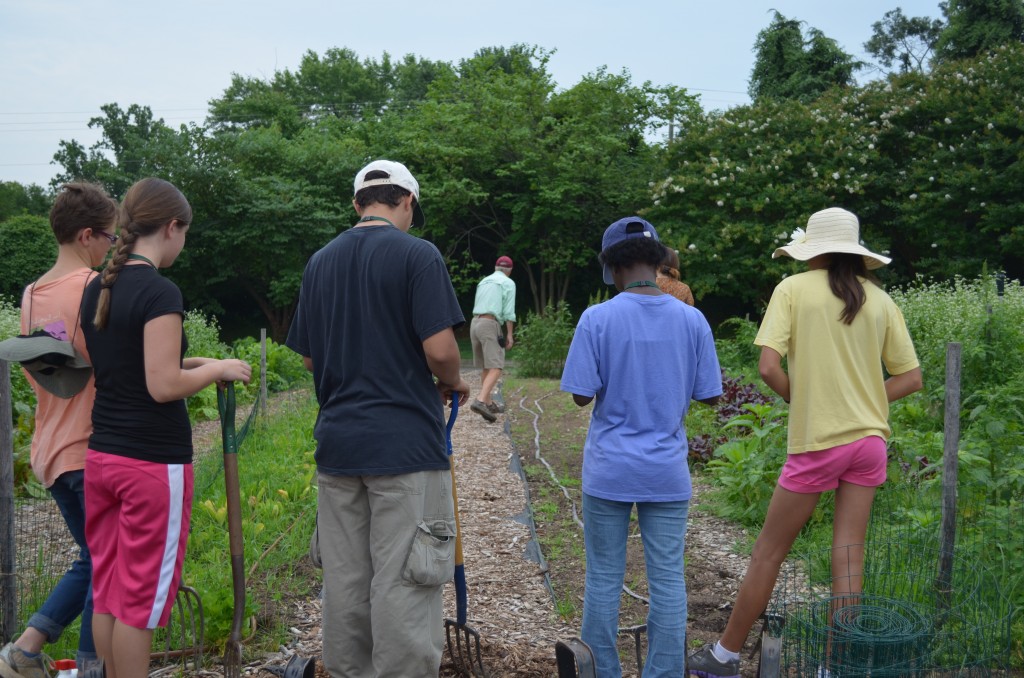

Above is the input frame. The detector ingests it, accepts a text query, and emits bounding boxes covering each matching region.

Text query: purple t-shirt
[560,292,722,502]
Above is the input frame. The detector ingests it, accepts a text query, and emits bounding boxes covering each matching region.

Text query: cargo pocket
[402,519,456,587]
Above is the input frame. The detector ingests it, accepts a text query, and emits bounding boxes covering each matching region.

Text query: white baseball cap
[353,159,425,229]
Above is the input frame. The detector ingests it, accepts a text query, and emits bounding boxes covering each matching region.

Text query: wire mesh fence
[1,382,264,665]
[767,489,1019,676]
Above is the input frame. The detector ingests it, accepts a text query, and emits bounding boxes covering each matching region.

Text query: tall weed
[513,302,575,379]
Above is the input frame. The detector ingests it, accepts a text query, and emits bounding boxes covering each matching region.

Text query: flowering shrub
[645,44,1024,308]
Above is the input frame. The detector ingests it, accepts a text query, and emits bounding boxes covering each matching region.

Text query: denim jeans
[581,493,689,678]
[27,470,95,661]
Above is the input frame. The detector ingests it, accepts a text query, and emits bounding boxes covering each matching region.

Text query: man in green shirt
[469,256,516,422]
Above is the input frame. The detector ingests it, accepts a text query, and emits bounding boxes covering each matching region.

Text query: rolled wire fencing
[766,484,1019,676]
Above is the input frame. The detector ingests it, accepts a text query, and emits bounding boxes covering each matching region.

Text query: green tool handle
[218,383,246,642]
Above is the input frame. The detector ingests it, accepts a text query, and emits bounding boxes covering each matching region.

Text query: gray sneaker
[470,400,497,422]
[687,644,740,678]
[486,401,505,414]
[0,643,50,678]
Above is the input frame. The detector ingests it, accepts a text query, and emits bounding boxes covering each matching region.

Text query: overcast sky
[0,0,943,188]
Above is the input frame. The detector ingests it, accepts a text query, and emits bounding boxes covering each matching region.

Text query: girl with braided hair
[81,177,250,678]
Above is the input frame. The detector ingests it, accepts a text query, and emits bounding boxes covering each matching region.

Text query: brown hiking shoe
[470,400,497,422]
[0,644,50,678]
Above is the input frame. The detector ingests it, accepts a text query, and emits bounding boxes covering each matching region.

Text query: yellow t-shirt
[19,269,97,488]
[755,269,919,454]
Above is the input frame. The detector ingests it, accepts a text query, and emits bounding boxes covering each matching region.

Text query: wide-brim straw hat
[772,207,891,270]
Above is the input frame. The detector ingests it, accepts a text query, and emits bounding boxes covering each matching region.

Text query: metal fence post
[260,329,268,417]
[936,342,961,611]
[0,361,17,642]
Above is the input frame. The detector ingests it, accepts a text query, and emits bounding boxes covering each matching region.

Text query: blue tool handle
[446,397,459,456]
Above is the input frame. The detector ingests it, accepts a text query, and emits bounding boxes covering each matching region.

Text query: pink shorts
[778,436,887,494]
[85,450,193,629]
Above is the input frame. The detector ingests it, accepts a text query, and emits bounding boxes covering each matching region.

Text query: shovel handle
[218,382,247,649]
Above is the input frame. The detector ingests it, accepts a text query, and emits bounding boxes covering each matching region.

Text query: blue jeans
[581,493,689,678]
[27,470,95,661]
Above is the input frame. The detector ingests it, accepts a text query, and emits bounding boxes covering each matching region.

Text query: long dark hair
[827,253,876,324]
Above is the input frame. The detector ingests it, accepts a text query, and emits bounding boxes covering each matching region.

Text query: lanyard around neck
[127,253,157,268]
[357,215,398,229]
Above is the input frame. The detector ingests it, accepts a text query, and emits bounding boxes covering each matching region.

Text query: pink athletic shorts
[85,450,193,629]
[778,436,887,493]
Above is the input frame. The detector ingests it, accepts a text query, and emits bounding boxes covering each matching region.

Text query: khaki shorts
[470,316,505,369]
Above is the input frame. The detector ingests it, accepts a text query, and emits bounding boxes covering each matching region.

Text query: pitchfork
[218,383,246,678]
[443,398,488,677]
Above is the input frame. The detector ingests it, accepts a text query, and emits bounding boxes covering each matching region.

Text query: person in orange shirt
[655,246,694,306]
[0,184,119,678]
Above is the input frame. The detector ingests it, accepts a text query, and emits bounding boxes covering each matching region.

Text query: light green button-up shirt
[472,271,517,324]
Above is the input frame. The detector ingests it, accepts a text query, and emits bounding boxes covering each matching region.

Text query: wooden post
[936,342,961,611]
[0,361,17,642]
[260,329,268,418]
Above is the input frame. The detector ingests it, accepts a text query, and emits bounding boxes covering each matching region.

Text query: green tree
[646,42,1024,310]
[0,181,50,221]
[51,104,191,198]
[172,123,356,342]
[749,11,862,102]
[865,8,944,73]
[935,0,1024,62]
[207,48,453,135]
[0,215,54,300]
[380,45,688,313]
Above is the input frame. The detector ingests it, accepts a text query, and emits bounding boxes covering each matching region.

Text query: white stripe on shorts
[147,464,185,629]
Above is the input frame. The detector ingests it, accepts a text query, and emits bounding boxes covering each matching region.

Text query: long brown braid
[92,178,192,329]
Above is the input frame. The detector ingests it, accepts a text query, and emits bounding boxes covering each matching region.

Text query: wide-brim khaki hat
[773,207,891,270]
[0,331,92,399]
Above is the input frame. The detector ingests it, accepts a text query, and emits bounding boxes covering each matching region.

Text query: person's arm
[758,346,790,403]
[302,356,313,372]
[572,393,594,407]
[885,366,923,402]
[144,314,252,403]
[505,321,515,349]
[697,395,720,406]
[422,327,470,405]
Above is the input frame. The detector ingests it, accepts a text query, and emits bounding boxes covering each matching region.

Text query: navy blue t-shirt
[82,265,192,463]
[286,225,465,476]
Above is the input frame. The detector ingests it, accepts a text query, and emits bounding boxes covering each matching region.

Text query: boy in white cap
[286,160,469,677]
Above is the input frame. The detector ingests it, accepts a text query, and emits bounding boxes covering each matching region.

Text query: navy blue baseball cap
[601,217,660,284]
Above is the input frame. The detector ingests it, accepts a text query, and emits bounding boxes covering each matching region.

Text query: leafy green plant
[513,302,575,379]
[185,391,319,652]
[712,317,763,379]
[232,336,310,393]
[706,403,788,525]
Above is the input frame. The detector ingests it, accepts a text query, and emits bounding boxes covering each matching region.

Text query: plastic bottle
[53,659,77,678]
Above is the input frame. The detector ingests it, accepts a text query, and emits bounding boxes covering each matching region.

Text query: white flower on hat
[788,227,807,245]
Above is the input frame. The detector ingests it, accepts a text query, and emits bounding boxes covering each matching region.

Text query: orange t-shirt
[19,269,97,488]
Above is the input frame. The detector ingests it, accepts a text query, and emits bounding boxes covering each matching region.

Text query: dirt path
[237,370,758,678]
